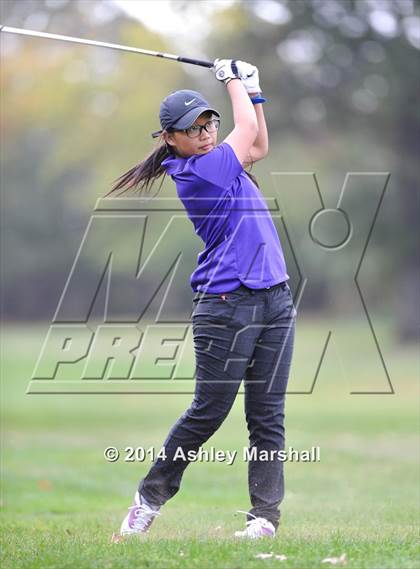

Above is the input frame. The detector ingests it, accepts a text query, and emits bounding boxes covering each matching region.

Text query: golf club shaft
[0,25,215,68]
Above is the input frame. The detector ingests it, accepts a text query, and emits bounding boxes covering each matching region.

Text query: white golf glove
[235,60,262,94]
[213,58,239,84]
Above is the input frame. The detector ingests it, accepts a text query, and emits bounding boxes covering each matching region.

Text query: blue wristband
[250,95,267,104]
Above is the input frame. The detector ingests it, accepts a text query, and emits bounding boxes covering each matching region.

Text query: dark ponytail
[104,137,173,198]
[244,156,260,189]
[245,170,260,189]
[105,137,260,198]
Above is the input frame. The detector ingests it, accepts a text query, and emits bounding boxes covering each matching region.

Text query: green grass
[1,320,419,568]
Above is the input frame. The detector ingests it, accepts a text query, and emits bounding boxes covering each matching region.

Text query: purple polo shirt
[162,142,289,293]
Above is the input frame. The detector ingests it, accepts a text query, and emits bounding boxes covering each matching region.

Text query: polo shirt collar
[162,153,188,175]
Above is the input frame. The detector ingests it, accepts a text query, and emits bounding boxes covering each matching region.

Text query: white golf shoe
[234,510,276,539]
[118,491,161,537]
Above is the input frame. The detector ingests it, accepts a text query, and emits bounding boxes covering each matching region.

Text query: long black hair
[104,135,260,198]
[104,136,173,198]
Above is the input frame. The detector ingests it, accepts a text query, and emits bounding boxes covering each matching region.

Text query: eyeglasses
[177,118,221,139]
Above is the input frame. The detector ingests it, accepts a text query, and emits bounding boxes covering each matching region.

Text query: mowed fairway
[1,319,418,569]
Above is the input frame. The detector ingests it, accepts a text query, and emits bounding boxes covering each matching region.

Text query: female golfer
[110,59,296,540]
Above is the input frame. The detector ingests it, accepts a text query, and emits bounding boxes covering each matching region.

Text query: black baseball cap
[151,90,220,138]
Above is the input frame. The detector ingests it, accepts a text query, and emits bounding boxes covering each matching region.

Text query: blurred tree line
[1,0,418,343]
[203,0,419,342]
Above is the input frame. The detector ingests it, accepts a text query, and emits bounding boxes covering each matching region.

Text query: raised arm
[224,79,259,165]
[235,61,268,165]
[212,59,268,167]
[244,99,269,165]
[213,60,258,166]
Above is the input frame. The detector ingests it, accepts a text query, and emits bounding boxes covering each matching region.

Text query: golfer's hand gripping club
[212,58,240,85]
[234,60,262,94]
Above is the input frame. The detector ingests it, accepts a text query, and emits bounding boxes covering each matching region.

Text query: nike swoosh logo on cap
[184,98,196,106]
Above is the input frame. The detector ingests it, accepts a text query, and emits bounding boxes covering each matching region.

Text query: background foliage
[1,0,418,342]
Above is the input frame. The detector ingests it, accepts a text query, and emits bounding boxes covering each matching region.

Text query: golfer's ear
[163,131,175,147]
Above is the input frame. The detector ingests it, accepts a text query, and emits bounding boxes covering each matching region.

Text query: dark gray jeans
[139,280,296,531]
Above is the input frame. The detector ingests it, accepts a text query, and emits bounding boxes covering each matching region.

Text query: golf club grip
[177,56,214,68]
